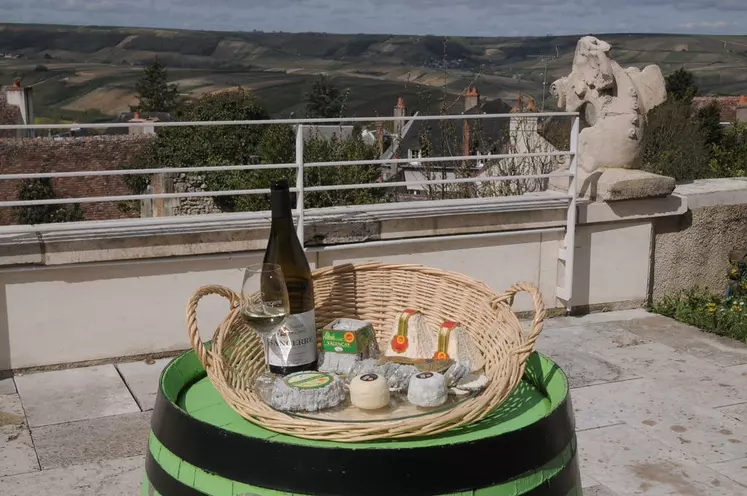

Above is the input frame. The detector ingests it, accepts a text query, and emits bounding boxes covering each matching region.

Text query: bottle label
[267,309,317,367]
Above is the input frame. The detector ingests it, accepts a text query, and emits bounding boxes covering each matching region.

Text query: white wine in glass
[240,263,290,369]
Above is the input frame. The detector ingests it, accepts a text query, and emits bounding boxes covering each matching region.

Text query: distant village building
[386,88,513,199]
[692,95,747,123]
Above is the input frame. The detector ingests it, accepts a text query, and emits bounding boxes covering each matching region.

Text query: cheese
[407,371,448,407]
[349,373,390,410]
[435,320,486,373]
[385,309,434,360]
[267,371,346,412]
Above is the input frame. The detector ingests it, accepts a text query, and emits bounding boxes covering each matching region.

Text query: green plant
[13,178,85,225]
[709,121,747,178]
[651,260,747,342]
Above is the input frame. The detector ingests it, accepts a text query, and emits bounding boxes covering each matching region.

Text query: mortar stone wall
[172,172,221,216]
[0,135,147,225]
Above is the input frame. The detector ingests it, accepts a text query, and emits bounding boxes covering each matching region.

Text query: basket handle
[491,282,546,358]
[186,284,240,370]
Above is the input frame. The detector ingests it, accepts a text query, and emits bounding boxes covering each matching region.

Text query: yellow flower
[706,303,717,313]
[732,268,739,274]
[733,305,740,311]
[742,283,747,289]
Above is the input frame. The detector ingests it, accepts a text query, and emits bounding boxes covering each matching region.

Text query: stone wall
[173,172,220,216]
[0,136,148,225]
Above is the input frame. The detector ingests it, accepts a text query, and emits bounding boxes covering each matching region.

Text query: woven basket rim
[186,262,545,442]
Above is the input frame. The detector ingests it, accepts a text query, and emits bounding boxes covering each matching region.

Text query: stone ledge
[673,178,747,209]
[0,191,687,268]
[580,169,676,202]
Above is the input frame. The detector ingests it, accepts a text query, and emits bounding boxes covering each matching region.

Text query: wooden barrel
[142,351,580,496]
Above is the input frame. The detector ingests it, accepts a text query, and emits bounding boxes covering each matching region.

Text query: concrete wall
[0,193,688,370]
[652,179,747,300]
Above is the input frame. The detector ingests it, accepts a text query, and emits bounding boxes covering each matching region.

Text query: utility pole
[528,49,558,111]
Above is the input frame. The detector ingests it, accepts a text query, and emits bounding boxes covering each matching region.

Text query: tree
[695,100,723,149]
[642,99,711,180]
[13,178,85,225]
[709,121,747,178]
[134,58,181,113]
[126,88,387,212]
[304,75,347,118]
[666,67,699,103]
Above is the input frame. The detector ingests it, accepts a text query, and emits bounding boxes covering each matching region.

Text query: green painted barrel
[142,351,580,496]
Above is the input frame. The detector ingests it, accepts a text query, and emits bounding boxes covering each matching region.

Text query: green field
[2,23,746,122]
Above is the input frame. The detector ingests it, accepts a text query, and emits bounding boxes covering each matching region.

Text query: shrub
[651,260,747,342]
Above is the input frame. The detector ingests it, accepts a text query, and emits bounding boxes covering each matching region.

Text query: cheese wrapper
[434,320,485,373]
[384,309,435,361]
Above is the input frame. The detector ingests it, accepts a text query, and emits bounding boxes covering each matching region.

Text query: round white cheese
[407,371,448,407]
[349,373,390,410]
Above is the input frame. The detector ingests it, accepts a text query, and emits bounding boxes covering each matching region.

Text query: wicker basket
[186,262,545,442]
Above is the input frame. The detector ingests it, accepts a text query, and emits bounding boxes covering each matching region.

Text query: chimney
[464,87,480,112]
[5,79,35,138]
[393,97,406,136]
[737,95,747,123]
[129,112,156,135]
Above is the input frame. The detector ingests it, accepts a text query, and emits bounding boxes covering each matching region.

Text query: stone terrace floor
[1,309,747,495]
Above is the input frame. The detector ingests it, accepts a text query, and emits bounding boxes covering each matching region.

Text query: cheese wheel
[268,371,345,412]
[349,373,390,410]
[407,371,448,407]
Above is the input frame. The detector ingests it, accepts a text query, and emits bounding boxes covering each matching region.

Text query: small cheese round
[407,371,448,407]
[350,373,390,410]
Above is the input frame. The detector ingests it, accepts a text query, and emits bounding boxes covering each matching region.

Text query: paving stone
[577,423,745,495]
[14,365,139,427]
[708,457,747,487]
[543,309,656,330]
[573,377,747,464]
[32,411,151,470]
[717,402,747,423]
[726,363,747,375]
[587,342,747,408]
[0,455,144,496]
[0,378,15,396]
[583,486,619,496]
[540,348,638,389]
[0,394,38,478]
[115,358,172,411]
[615,315,747,367]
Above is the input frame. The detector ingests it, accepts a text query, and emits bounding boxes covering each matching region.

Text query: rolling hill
[1,23,747,122]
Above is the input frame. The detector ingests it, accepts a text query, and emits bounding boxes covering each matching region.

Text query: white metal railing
[1,112,581,308]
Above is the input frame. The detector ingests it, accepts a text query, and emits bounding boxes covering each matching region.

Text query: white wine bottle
[263,179,317,375]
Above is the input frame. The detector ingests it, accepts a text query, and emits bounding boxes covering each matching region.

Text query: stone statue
[550,36,667,174]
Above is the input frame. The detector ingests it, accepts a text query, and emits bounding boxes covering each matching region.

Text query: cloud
[0,0,747,35]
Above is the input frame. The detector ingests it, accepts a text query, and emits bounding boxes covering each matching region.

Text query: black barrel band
[145,448,579,496]
[151,376,576,496]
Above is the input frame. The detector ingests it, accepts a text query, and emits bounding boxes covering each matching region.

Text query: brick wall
[0,135,150,225]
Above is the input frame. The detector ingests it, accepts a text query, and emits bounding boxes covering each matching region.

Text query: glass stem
[261,334,271,373]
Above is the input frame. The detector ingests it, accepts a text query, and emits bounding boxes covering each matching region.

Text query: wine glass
[240,263,290,371]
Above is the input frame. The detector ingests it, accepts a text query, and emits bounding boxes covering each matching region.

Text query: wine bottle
[263,179,317,375]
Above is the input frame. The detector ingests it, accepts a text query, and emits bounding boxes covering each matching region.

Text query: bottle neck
[270,188,293,222]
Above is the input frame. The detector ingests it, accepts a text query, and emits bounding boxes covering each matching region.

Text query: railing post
[563,116,580,313]
[295,124,305,246]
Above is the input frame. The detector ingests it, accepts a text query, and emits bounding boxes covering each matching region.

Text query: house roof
[395,93,513,165]
[692,96,745,122]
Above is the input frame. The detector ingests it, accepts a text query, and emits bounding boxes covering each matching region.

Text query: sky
[1,0,747,37]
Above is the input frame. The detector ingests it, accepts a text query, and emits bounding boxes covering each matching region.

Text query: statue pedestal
[551,168,676,202]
